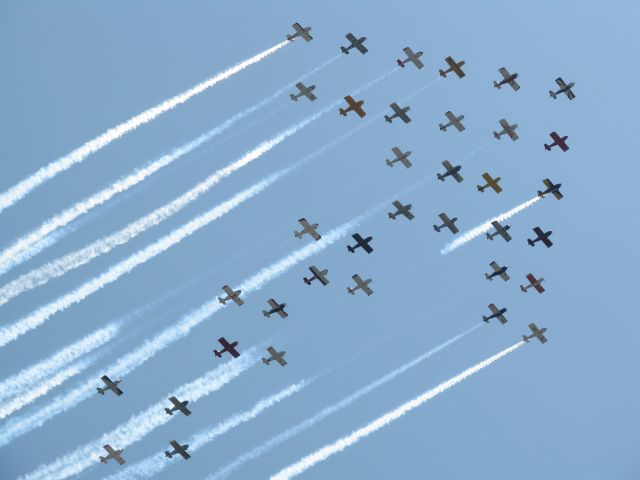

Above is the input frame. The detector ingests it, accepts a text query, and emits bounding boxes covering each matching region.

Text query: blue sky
[0,1,638,478]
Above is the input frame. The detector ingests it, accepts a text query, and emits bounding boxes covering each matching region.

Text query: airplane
[493,118,519,141]
[341,33,368,54]
[218,285,244,306]
[522,323,548,344]
[485,261,510,282]
[485,220,512,242]
[165,396,191,416]
[290,82,317,102]
[482,303,508,324]
[439,111,465,132]
[262,346,287,366]
[294,217,321,241]
[347,233,373,254]
[437,160,463,183]
[477,172,502,193]
[97,375,123,396]
[527,226,553,248]
[549,77,575,100]
[339,95,366,118]
[493,67,520,91]
[544,131,569,152]
[537,178,563,200]
[397,47,424,69]
[303,265,329,286]
[384,102,411,124]
[287,23,313,42]
[520,273,545,294]
[433,213,459,234]
[439,56,466,78]
[262,298,288,319]
[347,274,373,296]
[165,440,191,460]
[385,146,412,168]
[388,200,414,221]
[213,337,240,358]
[100,445,125,465]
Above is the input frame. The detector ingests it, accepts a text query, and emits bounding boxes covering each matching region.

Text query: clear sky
[0,0,638,479]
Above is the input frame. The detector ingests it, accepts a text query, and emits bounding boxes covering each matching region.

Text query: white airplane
[397,47,424,69]
[262,346,287,366]
[100,445,125,465]
[347,274,373,296]
[385,146,412,168]
[493,67,520,91]
[493,118,519,141]
[439,111,465,132]
[294,218,321,241]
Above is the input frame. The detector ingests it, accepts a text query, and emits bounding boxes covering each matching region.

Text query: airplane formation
[94,21,570,469]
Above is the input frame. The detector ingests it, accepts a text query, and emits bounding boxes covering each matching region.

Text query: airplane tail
[165,408,173,415]
[537,190,544,198]
[347,287,355,295]
[436,173,444,181]
[549,90,557,99]
[384,115,392,123]
[520,285,528,293]
[388,212,396,220]
[213,350,222,358]
[262,358,270,365]
[289,94,298,102]
[485,233,493,241]
[433,225,441,232]
[544,143,552,151]
[385,159,394,167]
[527,239,535,247]
[396,59,405,68]
[99,456,107,464]
[97,388,105,395]
[294,231,302,238]
[438,123,446,131]
[340,46,349,54]
[165,451,173,459]
[493,131,501,139]
[493,81,501,89]
[522,335,530,342]
[217,297,226,305]
[482,316,489,323]
[439,69,446,77]
[347,245,355,253]
[477,185,485,192]
[303,277,312,285]
[485,274,493,281]
[262,310,271,318]
[339,108,347,117]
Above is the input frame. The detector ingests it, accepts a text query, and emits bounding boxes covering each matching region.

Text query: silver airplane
[397,47,424,69]
[165,440,191,460]
[290,82,317,102]
[262,346,287,366]
[437,160,463,183]
[493,67,520,91]
[287,23,312,42]
[97,375,123,396]
[549,77,575,100]
[294,217,321,241]
[537,178,563,200]
[218,285,244,306]
[384,102,411,124]
[493,118,519,141]
[385,146,412,168]
[482,303,508,324]
[477,172,502,193]
[433,212,459,234]
[347,274,373,296]
[486,220,512,242]
[263,298,288,319]
[100,445,125,465]
[485,261,510,282]
[523,323,548,344]
[439,56,465,78]
[439,111,465,132]
[388,200,414,221]
[165,396,191,416]
[341,33,368,54]
[304,265,329,286]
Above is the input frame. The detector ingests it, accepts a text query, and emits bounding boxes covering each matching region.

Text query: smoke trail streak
[106,380,312,480]
[18,350,259,480]
[0,41,289,214]
[207,324,482,480]
[270,342,525,479]
[0,67,395,308]
[0,55,340,276]
[441,196,542,254]
[0,324,119,404]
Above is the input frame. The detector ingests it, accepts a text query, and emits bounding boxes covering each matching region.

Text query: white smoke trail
[441,196,541,254]
[208,324,482,480]
[0,323,119,403]
[0,41,289,214]
[0,55,341,276]
[270,342,525,479]
[19,349,259,480]
[106,380,312,480]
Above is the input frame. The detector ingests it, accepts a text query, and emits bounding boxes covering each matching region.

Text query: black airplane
[527,227,553,248]
[347,233,373,254]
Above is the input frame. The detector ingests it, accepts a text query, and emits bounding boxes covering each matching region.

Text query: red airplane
[544,132,569,152]
[520,274,545,294]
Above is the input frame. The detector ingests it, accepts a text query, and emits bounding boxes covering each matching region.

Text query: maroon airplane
[213,337,240,358]
[520,273,545,294]
[544,132,569,152]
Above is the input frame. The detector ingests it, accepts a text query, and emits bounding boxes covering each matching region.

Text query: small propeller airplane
[339,95,366,117]
[439,56,465,78]
[493,67,520,91]
[165,396,191,416]
[527,226,553,248]
[439,111,465,132]
[347,274,373,296]
[218,285,244,306]
[287,23,313,42]
[347,233,373,254]
[100,445,125,465]
[263,298,288,319]
[397,47,424,69]
[477,172,502,193]
[485,261,510,282]
[433,213,459,234]
[493,118,519,141]
[384,102,411,124]
[437,160,463,183]
[290,82,317,102]
[303,265,329,286]
[294,218,321,241]
[388,200,414,221]
[549,77,575,100]
[537,178,563,200]
[486,220,512,242]
[520,273,545,293]
[341,33,368,54]
[482,303,508,324]
[213,337,240,358]
[385,146,412,168]
[165,440,191,460]
[262,346,287,366]
[523,323,548,344]
[544,131,569,152]
[97,375,123,396]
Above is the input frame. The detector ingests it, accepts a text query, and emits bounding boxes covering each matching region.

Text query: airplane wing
[510,78,520,91]
[361,243,373,254]
[500,229,512,242]
[276,308,288,319]
[391,146,403,159]
[442,160,453,171]
[390,102,401,114]
[541,236,553,248]
[499,118,510,130]
[295,82,306,93]
[498,67,510,79]
[438,213,450,224]
[402,47,414,57]
[298,218,311,229]
[552,190,563,200]
[275,355,287,366]
[392,200,403,209]
[445,56,456,68]
[448,223,459,234]
[267,298,279,309]
[345,32,357,43]
[305,90,317,101]
[454,121,465,132]
[488,303,499,315]
[565,88,576,100]
[104,445,116,455]
[169,440,181,450]
[555,77,567,89]
[500,271,510,281]
[361,283,373,296]
[508,130,519,141]
[445,111,457,123]
[355,42,368,54]
[452,170,463,183]
[490,261,501,272]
